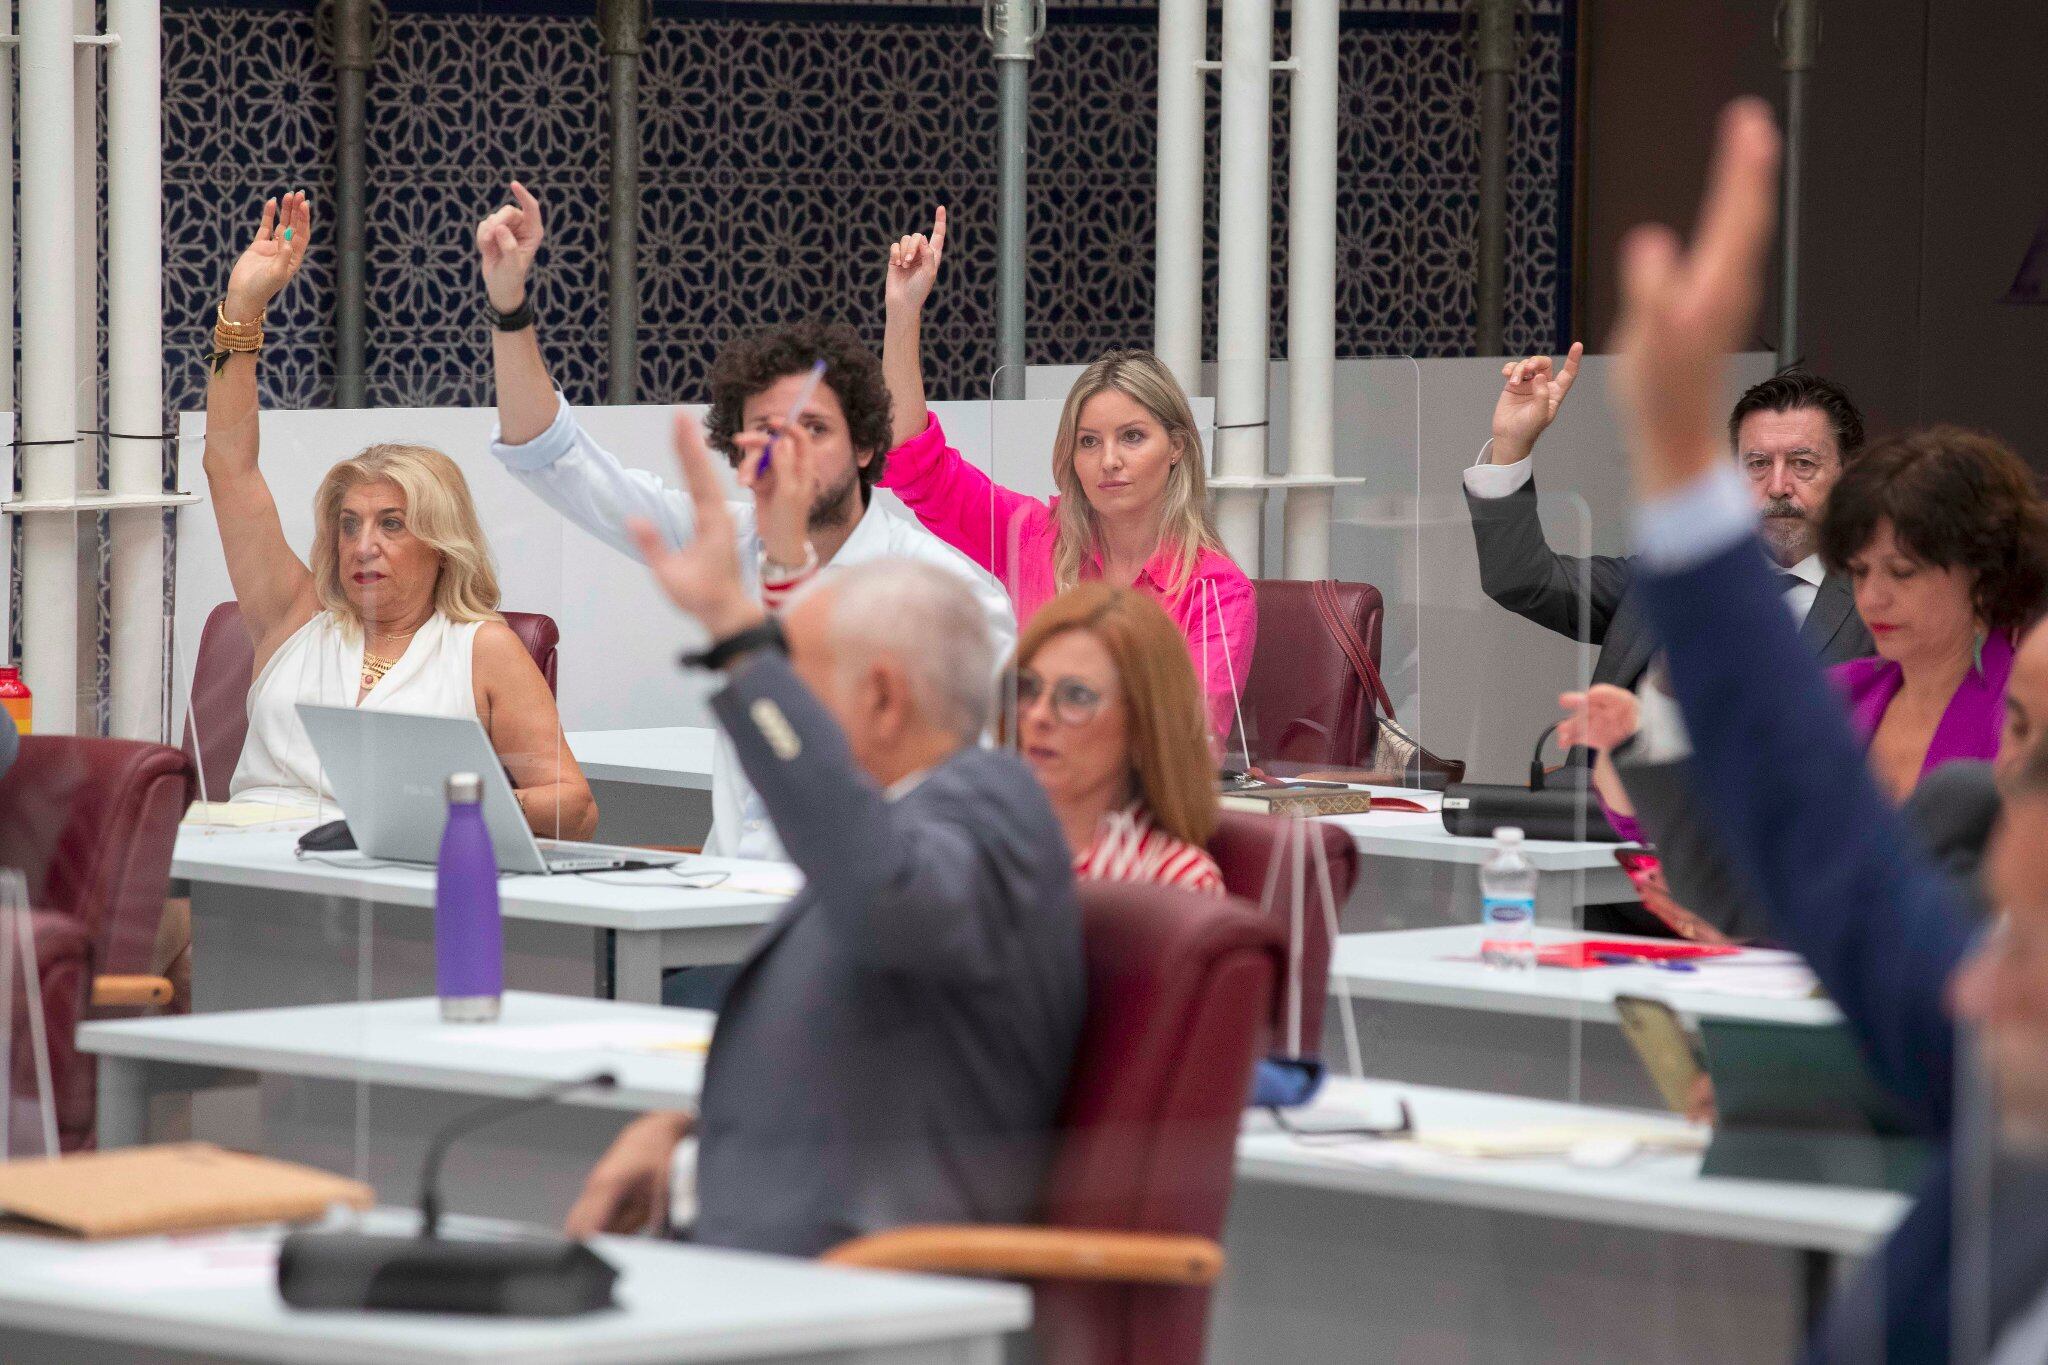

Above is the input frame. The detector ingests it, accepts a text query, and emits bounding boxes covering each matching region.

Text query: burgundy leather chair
[828,881,1285,1365]
[1208,810,1360,1070]
[0,736,196,1150]
[1236,578,1385,770]
[182,600,562,800]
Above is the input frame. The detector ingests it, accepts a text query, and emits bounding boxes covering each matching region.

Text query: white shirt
[491,395,1016,860]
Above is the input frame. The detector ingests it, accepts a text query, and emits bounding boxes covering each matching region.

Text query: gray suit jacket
[1465,474,1872,688]
[692,653,1086,1258]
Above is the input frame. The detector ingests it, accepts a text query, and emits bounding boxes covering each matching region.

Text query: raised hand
[476,181,546,313]
[625,413,764,641]
[563,1111,691,1239]
[885,206,947,317]
[733,419,821,573]
[1611,98,1782,497]
[1557,685,1642,754]
[1489,342,1583,465]
[224,192,311,321]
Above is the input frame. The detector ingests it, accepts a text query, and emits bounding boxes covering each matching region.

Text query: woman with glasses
[1007,583,1223,894]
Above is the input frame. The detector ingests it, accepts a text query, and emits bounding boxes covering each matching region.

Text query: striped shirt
[1074,803,1224,896]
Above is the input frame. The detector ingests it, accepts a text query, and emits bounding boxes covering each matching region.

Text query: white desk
[567,727,719,847]
[1321,795,1638,927]
[1217,1076,1906,1363]
[174,825,793,1008]
[1321,926,1838,1108]
[0,1208,1025,1365]
[567,726,718,790]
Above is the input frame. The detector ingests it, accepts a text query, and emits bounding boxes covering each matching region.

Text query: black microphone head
[588,1072,618,1090]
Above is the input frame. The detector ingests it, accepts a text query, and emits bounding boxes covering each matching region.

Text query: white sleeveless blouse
[228,610,483,807]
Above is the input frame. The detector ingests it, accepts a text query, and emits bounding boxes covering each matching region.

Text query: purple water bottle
[435,772,503,1022]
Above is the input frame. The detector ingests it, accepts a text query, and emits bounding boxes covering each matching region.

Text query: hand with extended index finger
[626,412,764,641]
[885,206,947,316]
[225,191,312,320]
[1610,98,1782,497]
[735,419,821,573]
[1489,341,1584,464]
[476,181,546,312]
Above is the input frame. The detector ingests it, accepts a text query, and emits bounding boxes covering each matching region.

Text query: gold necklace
[361,651,397,691]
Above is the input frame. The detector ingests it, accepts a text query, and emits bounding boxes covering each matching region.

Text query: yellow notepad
[182,799,319,828]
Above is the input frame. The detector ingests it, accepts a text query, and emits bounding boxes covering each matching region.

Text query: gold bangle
[216,300,265,333]
[212,324,263,354]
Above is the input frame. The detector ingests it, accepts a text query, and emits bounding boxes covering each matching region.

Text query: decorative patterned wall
[160,0,1577,421]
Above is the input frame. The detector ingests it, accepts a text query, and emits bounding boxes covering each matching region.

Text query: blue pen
[758,359,828,475]
[1594,951,1697,972]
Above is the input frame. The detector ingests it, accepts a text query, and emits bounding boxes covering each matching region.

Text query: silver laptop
[296,704,686,875]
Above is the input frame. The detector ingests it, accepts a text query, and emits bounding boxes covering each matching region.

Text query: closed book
[0,1143,373,1239]
[1219,783,1379,818]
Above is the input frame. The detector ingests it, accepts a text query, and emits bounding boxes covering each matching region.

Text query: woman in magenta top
[1817,427,2048,799]
[879,209,1255,739]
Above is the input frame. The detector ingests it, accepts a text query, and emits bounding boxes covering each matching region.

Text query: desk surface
[173,826,793,934]
[1321,792,1632,872]
[84,992,712,1113]
[0,1208,1025,1365]
[1239,1076,1903,1256]
[569,727,719,791]
[1329,925,1843,1026]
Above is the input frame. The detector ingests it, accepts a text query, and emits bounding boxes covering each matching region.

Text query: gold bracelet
[216,300,265,334]
[212,323,263,355]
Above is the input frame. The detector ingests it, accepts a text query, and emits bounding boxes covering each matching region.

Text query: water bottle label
[1482,896,1534,929]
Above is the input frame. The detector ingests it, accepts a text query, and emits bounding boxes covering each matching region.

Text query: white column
[108,0,166,742]
[1213,0,1274,575]
[73,0,100,727]
[1283,0,1338,579]
[1152,0,1205,394]
[19,0,80,733]
[0,1,15,414]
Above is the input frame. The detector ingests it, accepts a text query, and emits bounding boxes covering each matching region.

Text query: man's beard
[808,467,861,533]
[1758,496,1813,565]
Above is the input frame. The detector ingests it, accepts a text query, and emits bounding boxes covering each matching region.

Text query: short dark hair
[1817,426,2048,637]
[1727,369,1866,462]
[704,322,895,499]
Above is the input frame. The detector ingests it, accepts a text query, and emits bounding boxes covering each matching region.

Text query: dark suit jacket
[1639,534,1989,1362]
[692,653,1086,1258]
[1465,473,1871,689]
[1617,753,2000,940]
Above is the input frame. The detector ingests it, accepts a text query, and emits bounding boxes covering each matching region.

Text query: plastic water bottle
[435,772,503,1022]
[1480,827,1537,970]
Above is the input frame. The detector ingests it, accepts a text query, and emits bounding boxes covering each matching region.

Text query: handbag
[1306,579,1467,789]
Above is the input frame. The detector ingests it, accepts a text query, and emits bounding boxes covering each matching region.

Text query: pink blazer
[883,414,1257,737]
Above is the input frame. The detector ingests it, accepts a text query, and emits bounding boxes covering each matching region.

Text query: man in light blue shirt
[473,183,1015,861]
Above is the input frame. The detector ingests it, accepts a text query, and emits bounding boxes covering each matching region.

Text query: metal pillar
[1777,0,1819,368]
[108,0,168,741]
[331,0,379,408]
[985,0,1043,399]
[1213,0,1275,573]
[1152,0,1205,393]
[20,1,80,730]
[1470,0,1520,357]
[599,0,650,405]
[1283,0,1339,580]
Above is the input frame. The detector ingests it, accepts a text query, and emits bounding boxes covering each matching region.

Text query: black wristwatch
[679,616,786,672]
[490,295,535,332]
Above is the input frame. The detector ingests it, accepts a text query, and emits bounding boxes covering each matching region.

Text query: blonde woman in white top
[204,192,595,839]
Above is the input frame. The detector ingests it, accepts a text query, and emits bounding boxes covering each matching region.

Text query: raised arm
[882,207,945,449]
[478,181,560,447]
[201,193,318,664]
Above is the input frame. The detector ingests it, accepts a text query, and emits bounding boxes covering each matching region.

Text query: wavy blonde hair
[1050,350,1230,594]
[311,444,501,630]
[1003,583,1219,847]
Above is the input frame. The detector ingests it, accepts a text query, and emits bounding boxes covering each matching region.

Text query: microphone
[278,1071,623,1317]
[1529,719,1566,791]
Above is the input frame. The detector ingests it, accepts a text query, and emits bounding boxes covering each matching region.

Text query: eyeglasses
[1265,1099,1417,1146]
[1740,453,1832,485]
[1013,671,1107,727]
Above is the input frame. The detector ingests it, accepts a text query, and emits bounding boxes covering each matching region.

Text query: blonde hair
[1050,350,1231,594]
[310,444,501,628]
[1005,583,1219,847]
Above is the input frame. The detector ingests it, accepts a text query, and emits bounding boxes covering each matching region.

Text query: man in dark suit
[565,413,1084,1256]
[1609,97,2048,1362]
[1465,347,1873,689]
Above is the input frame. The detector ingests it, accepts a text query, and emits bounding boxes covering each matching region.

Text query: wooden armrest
[91,975,174,1008]
[822,1226,1222,1286]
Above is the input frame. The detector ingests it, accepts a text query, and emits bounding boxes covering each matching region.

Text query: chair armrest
[90,975,174,1008]
[822,1226,1223,1286]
